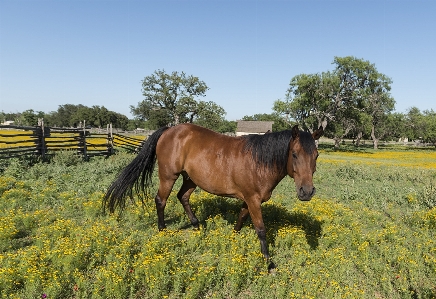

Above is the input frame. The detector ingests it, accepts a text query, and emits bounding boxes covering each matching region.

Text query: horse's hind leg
[177,173,199,229]
[155,176,178,231]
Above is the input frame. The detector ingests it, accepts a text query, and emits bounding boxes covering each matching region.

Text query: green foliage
[21,109,45,126]
[51,150,83,167]
[242,113,291,132]
[192,101,227,131]
[3,104,130,130]
[131,70,229,130]
[126,119,147,131]
[406,108,436,146]
[214,119,237,133]
[277,56,395,148]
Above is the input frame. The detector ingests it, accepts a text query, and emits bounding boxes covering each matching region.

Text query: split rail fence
[0,122,148,160]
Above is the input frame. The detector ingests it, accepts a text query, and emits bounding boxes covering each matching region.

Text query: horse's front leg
[234,201,249,231]
[246,200,269,258]
[246,199,276,270]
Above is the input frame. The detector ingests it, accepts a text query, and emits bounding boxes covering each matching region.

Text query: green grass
[0,148,435,298]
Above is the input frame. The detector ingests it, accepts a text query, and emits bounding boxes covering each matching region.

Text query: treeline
[1,105,138,131]
[2,61,435,148]
[242,108,436,148]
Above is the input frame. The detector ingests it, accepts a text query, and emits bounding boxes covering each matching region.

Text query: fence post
[36,118,47,158]
[107,123,114,156]
[78,120,88,160]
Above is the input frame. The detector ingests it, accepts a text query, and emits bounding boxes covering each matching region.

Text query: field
[0,146,435,299]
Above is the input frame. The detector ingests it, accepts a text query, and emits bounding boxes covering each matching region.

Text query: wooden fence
[0,122,147,160]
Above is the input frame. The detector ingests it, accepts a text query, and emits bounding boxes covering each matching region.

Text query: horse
[103,123,323,268]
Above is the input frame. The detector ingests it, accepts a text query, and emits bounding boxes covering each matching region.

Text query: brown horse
[103,123,323,268]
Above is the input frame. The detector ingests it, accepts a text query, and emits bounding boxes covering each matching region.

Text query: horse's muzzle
[297,186,316,201]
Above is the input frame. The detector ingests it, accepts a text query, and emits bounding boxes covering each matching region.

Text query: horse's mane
[242,130,316,173]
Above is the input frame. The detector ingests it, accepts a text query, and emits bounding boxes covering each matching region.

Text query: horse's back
[157,124,243,162]
[157,123,240,152]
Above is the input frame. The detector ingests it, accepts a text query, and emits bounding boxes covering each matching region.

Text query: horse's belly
[186,167,247,200]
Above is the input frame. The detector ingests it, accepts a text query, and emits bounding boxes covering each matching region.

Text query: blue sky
[1,0,435,121]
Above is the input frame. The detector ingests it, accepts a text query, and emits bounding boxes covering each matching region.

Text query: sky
[1,0,435,121]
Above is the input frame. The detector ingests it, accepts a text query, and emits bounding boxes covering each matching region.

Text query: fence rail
[0,123,147,160]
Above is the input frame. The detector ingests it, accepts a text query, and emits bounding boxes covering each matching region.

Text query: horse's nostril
[298,186,315,201]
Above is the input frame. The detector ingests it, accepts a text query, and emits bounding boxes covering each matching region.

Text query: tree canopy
[274,56,395,148]
[131,70,228,131]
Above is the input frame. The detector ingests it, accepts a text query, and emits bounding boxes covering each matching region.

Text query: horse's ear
[291,125,299,139]
[312,126,323,140]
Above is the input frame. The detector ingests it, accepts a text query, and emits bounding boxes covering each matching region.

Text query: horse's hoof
[267,261,277,274]
[192,220,200,230]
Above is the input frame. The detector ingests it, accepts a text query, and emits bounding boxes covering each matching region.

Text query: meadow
[0,145,435,299]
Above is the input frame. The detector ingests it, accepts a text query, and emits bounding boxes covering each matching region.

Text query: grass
[0,147,435,298]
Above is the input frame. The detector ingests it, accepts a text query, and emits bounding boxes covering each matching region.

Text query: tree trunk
[371,125,379,149]
[356,131,362,147]
[173,114,179,126]
[334,137,341,149]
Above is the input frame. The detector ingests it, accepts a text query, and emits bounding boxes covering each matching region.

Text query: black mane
[242,130,316,174]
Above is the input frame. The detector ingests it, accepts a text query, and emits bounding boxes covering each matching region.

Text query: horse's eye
[292,152,297,159]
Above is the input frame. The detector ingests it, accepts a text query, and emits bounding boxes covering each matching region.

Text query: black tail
[103,126,170,213]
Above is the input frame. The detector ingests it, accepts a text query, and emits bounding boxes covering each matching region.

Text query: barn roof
[236,121,274,134]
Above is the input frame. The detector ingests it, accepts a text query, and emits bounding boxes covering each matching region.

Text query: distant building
[1,120,14,125]
[235,121,274,136]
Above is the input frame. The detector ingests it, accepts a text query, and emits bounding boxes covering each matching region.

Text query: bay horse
[103,123,323,268]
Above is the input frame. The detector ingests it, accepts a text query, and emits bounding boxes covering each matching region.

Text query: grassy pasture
[0,146,435,299]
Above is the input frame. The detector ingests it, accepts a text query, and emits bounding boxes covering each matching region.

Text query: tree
[45,104,129,129]
[214,120,237,133]
[359,63,395,149]
[421,110,436,147]
[383,112,407,142]
[350,111,372,146]
[276,56,394,148]
[48,104,85,127]
[192,101,227,131]
[405,107,423,141]
[274,72,329,133]
[407,108,436,147]
[126,119,147,131]
[242,113,291,132]
[131,70,215,128]
[131,99,172,129]
[21,109,37,126]
[69,105,129,130]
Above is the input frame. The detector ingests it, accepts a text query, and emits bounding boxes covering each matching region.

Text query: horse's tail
[103,126,170,213]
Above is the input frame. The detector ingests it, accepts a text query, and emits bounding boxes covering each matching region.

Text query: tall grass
[0,148,435,298]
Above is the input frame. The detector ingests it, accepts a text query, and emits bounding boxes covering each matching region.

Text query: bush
[51,150,83,167]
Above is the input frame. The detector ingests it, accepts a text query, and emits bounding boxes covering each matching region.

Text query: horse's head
[287,125,323,201]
